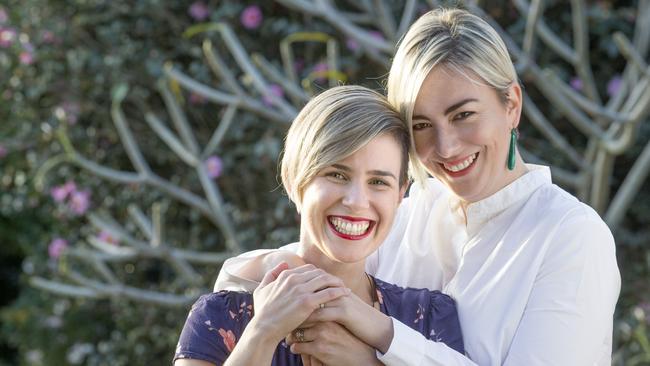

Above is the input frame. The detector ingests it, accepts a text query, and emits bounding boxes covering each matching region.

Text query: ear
[505,83,523,129]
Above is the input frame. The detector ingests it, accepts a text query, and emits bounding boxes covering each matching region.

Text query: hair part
[387,7,518,186]
[281,85,410,210]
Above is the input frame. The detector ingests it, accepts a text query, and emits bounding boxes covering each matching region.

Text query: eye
[325,171,347,181]
[453,111,474,121]
[412,121,432,131]
[370,178,389,186]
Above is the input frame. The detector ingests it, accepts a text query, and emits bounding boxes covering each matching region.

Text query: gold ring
[295,328,306,343]
[319,303,325,309]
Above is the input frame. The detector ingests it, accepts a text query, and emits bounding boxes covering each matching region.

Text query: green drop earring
[507,128,518,171]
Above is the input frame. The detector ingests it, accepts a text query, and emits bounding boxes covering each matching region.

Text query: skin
[176,133,406,366]
[240,66,530,361]
[411,67,528,211]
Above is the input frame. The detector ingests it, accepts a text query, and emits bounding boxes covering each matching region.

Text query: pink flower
[218,328,237,353]
[41,30,57,44]
[188,1,210,21]
[369,30,385,42]
[0,27,16,48]
[312,62,329,82]
[346,38,360,51]
[189,92,207,105]
[69,190,91,215]
[97,230,119,245]
[240,5,263,30]
[262,84,284,107]
[569,77,582,91]
[50,181,77,203]
[205,156,223,179]
[48,238,68,259]
[607,75,622,97]
[0,144,7,158]
[19,51,34,65]
[0,8,7,24]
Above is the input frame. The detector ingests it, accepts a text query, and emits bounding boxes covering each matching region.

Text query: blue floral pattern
[173,276,464,365]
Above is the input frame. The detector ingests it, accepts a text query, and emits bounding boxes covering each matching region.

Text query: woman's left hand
[287,321,381,366]
[297,291,394,353]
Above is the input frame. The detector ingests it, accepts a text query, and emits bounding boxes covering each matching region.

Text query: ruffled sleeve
[173,291,254,365]
[375,278,464,354]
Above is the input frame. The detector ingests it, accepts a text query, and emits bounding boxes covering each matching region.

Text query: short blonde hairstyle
[387,8,518,185]
[281,85,409,210]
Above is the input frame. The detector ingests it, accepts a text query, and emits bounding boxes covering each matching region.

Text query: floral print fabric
[173,276,464,365]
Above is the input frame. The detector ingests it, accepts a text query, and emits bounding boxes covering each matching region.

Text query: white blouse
[215,165,621,365]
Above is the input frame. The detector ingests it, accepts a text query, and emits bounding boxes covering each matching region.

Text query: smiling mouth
[327,216,374,239]
[441,152,478,173]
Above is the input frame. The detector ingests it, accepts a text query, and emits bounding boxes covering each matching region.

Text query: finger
[300,354,311,366]
[298,272,346,293]
[303,302,343,323]
[304,287,350,311]
[311,356,324,366]
[259,261,289,287]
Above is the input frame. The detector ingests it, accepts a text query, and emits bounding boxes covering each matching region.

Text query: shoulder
[374,277,457,318]
[192,291,254,322]
[374,277,464,353]
[529,184,614,246]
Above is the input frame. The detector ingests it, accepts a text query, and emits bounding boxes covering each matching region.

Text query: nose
[341,181,370,211]
[433,126,460,159]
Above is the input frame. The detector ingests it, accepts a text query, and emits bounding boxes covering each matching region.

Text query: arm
[502,216,620,365]
[380,215,619,366]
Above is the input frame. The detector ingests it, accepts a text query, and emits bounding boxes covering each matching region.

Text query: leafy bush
[0,0,648,365]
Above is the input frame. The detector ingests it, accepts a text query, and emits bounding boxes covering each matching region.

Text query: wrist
[242,317,283,348]
[372,313,394,353]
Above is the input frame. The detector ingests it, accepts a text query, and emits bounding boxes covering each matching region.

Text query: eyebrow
[331,164,397,180]
[412,98,478,120]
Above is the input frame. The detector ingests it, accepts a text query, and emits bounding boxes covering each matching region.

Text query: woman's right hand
[248,262,351,343]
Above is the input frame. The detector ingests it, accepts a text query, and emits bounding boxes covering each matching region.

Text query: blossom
[240,5,263,30]
[312,62,329,82]
[69,190,91,215]
[346,38,360,51]
[48,238,68,259]
[97,230,119,245]
[218,328,237,352]
[205,155,223,179]
[50,181,77,203]
[41,30,57,44]
[569,77,583,91]
[19,51,34,65]
[607,75,622,97]
[189,92,207,105]
[0,27,16,48]
[188,1,210,21]
[369,30,385,42]
[0,144,7,158]
[262,84,284,107]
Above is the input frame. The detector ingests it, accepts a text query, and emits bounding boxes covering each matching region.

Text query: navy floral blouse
[174,276,464,365]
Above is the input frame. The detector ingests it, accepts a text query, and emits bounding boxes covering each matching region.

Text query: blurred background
[1,0,649,364]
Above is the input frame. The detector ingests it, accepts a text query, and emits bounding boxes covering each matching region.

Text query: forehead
[334,134,402,171]
[414,67,493,115]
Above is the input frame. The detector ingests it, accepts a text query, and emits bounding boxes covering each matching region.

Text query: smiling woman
[173,86,464,366]
[215,7,620,366]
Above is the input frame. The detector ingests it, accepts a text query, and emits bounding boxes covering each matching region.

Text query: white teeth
[443,153,477,172]
[329,217,370,236]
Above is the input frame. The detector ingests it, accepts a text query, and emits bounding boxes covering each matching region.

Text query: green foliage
[0,0,648,364]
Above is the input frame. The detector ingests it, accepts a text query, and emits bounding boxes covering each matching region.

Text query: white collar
[451,164,552,236]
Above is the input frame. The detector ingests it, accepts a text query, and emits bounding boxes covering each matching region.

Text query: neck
[296,242,374,305]
[458,158,529,219]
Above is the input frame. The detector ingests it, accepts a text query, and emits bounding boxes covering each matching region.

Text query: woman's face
[412,67,523,203]
[299,133,406,266]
